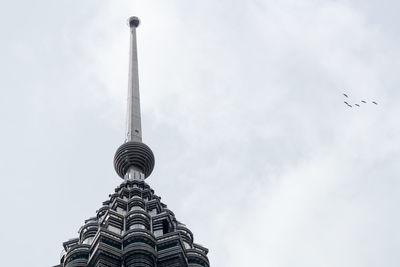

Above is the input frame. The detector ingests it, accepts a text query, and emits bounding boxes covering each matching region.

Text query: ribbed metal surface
[114,141,155,178]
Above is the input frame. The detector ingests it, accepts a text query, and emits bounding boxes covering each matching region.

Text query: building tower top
[114,16,155,180]
[56,17,209,267]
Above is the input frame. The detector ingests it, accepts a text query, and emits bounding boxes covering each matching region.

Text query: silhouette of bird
[372,101,378,105]
[343,93,348,97]
[361,100,366,103]
[355,104,360,107]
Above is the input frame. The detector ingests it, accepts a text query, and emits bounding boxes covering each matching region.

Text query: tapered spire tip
[128,16,140,28]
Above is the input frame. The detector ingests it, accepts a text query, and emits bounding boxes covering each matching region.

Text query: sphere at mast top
[128,16,140,28]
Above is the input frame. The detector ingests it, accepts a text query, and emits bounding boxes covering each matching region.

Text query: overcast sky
[0,1,399,266]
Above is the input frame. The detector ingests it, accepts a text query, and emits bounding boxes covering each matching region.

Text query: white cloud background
[0,1,399,266]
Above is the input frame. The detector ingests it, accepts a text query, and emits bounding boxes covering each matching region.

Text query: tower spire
[114,16,155,181]
[56,17,209,267]
[126,16,142,142]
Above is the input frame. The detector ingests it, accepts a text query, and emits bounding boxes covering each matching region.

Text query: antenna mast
[114,16,155,181]
[126,16,142,142]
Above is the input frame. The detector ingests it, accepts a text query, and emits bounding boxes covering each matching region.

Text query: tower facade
[55,17,209,267]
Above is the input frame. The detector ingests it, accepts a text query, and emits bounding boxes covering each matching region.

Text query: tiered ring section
[114,141,155,178]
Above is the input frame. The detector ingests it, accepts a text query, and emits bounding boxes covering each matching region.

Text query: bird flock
[343,93,378,108]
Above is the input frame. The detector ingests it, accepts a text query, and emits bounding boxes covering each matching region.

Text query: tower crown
[113,16,155,180]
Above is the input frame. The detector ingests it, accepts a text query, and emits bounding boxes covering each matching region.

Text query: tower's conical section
[55,17,209,267]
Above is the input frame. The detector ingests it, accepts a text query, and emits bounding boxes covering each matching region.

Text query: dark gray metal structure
[54,16,209,267]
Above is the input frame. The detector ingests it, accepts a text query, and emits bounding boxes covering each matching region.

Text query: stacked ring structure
[114,141,155,178]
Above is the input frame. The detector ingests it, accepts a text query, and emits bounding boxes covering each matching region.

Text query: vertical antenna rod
[126,16,142,142]
[114,16,155,181]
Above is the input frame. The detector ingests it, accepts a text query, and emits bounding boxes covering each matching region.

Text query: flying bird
[372,101,378,105]
[355,104,360,107]
[361,100,366,103]
[343,101,352,108]
[343,93,348,97]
